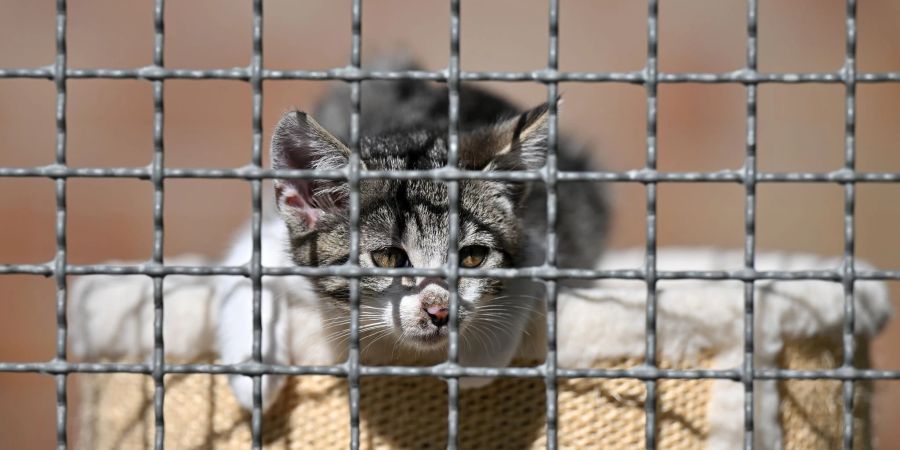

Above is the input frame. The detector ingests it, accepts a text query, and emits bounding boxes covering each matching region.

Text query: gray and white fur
[216,59,609,410]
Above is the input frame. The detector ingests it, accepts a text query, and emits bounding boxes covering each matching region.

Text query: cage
[1,0,899,449]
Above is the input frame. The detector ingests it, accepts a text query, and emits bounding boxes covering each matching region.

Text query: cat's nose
[424,305,449,327]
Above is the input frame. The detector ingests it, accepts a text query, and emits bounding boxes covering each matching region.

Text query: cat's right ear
[271,110,351,232]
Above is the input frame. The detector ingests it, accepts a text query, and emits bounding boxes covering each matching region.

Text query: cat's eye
[460,245,489,268]
[371,247,410,268]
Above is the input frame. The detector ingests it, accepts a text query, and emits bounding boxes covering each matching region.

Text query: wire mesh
[643,0,660,446]
[841,2,860,448]
[150,0,166,447]
[446,1,462,447]
[544,0,560,446]
[1,1,899,449]
[51,1,69,449]
[249,0,265,447]
[347,1,363,447]
[742,1,758,447]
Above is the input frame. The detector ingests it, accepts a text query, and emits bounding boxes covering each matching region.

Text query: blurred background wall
[1,0,899,448]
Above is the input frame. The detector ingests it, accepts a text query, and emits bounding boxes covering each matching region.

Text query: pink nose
[425,305,449,327]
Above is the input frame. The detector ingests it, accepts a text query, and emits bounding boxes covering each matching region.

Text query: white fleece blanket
[69,248,892,450]
[557,248,891,449]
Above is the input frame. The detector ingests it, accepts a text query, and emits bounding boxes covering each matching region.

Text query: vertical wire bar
[53,0,69,448]
[151,0,167,448]
[347,0,363,448]
[742,1,758,448]
[643,0,659,448]
[841,1,858,448]
[446,0,462,448]
[249,0,264,448]
[543,0,560,448]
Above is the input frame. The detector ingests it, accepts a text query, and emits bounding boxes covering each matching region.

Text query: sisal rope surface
[778,337,872,450]
[77,357,712,449]
[77,339,873,449]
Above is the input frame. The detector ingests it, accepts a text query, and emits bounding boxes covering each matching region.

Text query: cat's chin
[399,327,452,350]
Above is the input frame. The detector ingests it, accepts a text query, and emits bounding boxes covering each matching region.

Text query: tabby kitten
[217,68,609,410]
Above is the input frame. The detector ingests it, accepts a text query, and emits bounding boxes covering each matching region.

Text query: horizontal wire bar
[2,263,899,281]
[2,360,898,380]
[2,67,900,84]
[1,166,899,183]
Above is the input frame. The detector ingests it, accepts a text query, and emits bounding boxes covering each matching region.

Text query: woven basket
[777,337,871,450]
[75,337,871,449]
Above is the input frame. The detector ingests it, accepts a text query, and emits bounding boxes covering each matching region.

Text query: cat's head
[271,105,548,350]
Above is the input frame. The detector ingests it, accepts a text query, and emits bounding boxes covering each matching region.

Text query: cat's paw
[459,376,496,390]
[228,373,286,412]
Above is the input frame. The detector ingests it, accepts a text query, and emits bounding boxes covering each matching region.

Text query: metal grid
[1,0,900,449]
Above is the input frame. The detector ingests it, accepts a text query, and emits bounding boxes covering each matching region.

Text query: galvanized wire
[1,359,897,380]
[742,0,758,448]
[3,66,900,84]
[445,1,462,448]
[51,1,68,449]
[544,0,560,447]
[841,1,859,448]
[150,0,166,448]
[3,262,900,281]
[249,0,265,448]
[347,0,363,448]
[1,1,899,449]
[643,0,660,447]
[4,166,900,183]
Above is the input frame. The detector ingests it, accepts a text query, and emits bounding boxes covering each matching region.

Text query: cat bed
[70,249,892,449]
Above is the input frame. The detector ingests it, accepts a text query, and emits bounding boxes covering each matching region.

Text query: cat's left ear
[462,102,552,172]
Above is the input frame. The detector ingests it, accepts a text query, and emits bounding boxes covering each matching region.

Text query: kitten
[217,62,609,411]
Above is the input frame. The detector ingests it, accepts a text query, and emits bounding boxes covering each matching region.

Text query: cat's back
[313,58,517,141]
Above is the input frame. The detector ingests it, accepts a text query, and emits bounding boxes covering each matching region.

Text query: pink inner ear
[276,181,320,228]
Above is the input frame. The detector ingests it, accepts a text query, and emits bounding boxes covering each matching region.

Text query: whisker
[362,328,395,357]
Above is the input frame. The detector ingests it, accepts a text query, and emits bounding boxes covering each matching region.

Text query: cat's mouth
[405,327,449,348]
[402,322,472,349]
